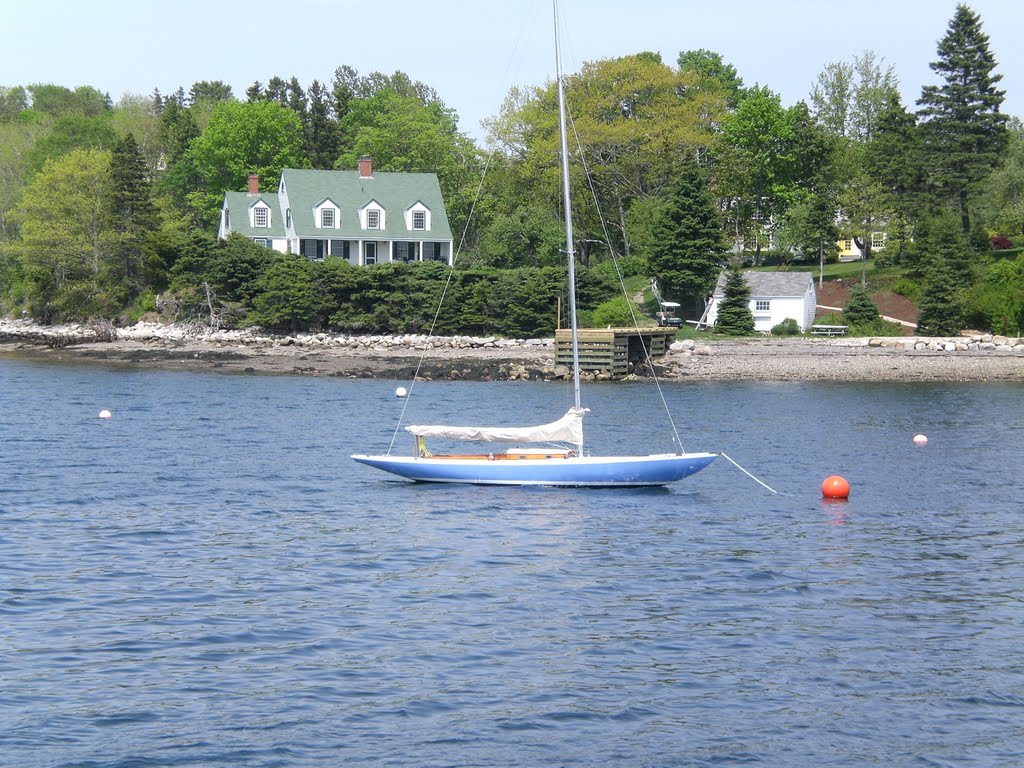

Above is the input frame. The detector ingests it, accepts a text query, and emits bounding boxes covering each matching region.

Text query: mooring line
[719,452,778,494]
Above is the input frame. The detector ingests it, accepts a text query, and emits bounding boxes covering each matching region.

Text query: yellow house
[838,232,886,258]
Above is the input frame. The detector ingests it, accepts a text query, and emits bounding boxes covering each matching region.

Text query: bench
[811,324,848,337]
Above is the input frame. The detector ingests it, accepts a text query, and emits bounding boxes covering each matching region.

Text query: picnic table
[811,324,848,336]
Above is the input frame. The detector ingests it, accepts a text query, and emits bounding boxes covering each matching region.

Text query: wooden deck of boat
[427,452,574,460]
[554,327,677,377]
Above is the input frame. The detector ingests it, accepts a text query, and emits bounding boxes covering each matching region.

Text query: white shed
[705,271,817,333]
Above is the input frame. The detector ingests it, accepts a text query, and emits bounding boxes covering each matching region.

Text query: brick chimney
[248,174,259,195]
[358,156,373,178]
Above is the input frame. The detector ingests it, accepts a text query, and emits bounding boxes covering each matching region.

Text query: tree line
[1,3,1022,336]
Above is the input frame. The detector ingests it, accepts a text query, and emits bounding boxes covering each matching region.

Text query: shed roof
[714,270,814,298]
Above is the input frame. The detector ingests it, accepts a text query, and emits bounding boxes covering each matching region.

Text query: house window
[755,300,770,313]
[871,232,885,249]
[367,209,380,229]
[843,239,853,252]
[412,211,426,230]
[424,242,446,262]
[253,206,269,228]
[253,238,268,248]
[286,209,292,228]
[321,208,335,228]
[423,242,435,261]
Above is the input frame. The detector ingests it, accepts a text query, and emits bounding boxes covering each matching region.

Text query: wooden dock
[555,327,677,377]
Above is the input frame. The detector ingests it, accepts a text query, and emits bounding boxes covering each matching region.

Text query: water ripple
[1,366,1023,766]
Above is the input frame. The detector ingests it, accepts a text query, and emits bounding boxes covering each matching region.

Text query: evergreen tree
[287,77,307,116]
[109,133,158,295]
[917,4,1008,234]
[864,92,926,263]
[843,285,881,328]
[159,98,199,168]
[251,252,316,330]
[305,80,339,169]
[647,163,726,305]
[907,208,969,335]
[714,264,755,335]
[264,77,290,105]
[188,80,233,107]
[917,256,963,335]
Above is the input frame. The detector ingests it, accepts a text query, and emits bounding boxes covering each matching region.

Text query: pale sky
[3,0,1021,140]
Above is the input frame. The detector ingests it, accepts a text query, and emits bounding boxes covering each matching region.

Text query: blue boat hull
[351,452,717,487]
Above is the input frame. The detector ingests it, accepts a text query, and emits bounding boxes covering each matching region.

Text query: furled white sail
[406,408,586,444]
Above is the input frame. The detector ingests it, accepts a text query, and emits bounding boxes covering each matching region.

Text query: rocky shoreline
[1,319,1022,383]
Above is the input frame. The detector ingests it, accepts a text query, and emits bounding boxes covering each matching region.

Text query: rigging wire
[385,0,580,457]
[563,108,690,454]
[385,153,495,455]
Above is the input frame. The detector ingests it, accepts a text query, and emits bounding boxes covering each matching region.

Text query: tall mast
[553,0,581,414]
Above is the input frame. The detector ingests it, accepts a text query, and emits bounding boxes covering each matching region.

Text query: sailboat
[351,2,717,487]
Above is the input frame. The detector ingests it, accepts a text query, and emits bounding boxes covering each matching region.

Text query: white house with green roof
[217,157,453,266]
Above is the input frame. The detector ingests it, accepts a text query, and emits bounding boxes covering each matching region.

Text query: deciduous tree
[184,100,307,226]
[12,148,115,318]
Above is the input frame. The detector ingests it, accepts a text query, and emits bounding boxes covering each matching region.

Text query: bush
[590,296,638,327]
[771,318,801,336]
[849,318,904,336]
[990,235,1014,250]
[815,312,844,326]
[892,278,921,301]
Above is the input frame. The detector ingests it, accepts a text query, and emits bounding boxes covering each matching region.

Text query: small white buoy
[98,409,112,419]
[913,434,928,445]
[395,386,407,398]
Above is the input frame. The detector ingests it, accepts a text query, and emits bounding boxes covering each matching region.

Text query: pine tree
[305,80,339,169]
[917,4,1008,234]
[109,133,158,295]
[647,163,726,305]
[843,285,881,329]
[714,264,755,335]
[864,93,925,263]
[159,99,199,168]
[917,256,963,336]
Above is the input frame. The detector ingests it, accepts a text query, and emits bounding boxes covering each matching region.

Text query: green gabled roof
[222,191,286,238]
[280,168,452,240]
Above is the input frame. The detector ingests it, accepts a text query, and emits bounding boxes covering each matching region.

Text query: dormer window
[412,211,426,230]
[253,205,269,228]
[367,209,380,229]
[321,208,335,228]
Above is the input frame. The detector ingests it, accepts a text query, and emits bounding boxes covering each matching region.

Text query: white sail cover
[406,408,586,445]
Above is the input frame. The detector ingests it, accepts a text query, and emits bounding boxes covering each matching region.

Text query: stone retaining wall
[869,334,1024,353]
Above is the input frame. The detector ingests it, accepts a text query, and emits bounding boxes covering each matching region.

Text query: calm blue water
[2,358,1023,767]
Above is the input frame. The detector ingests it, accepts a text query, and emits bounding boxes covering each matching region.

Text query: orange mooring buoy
[821,475,850,499]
